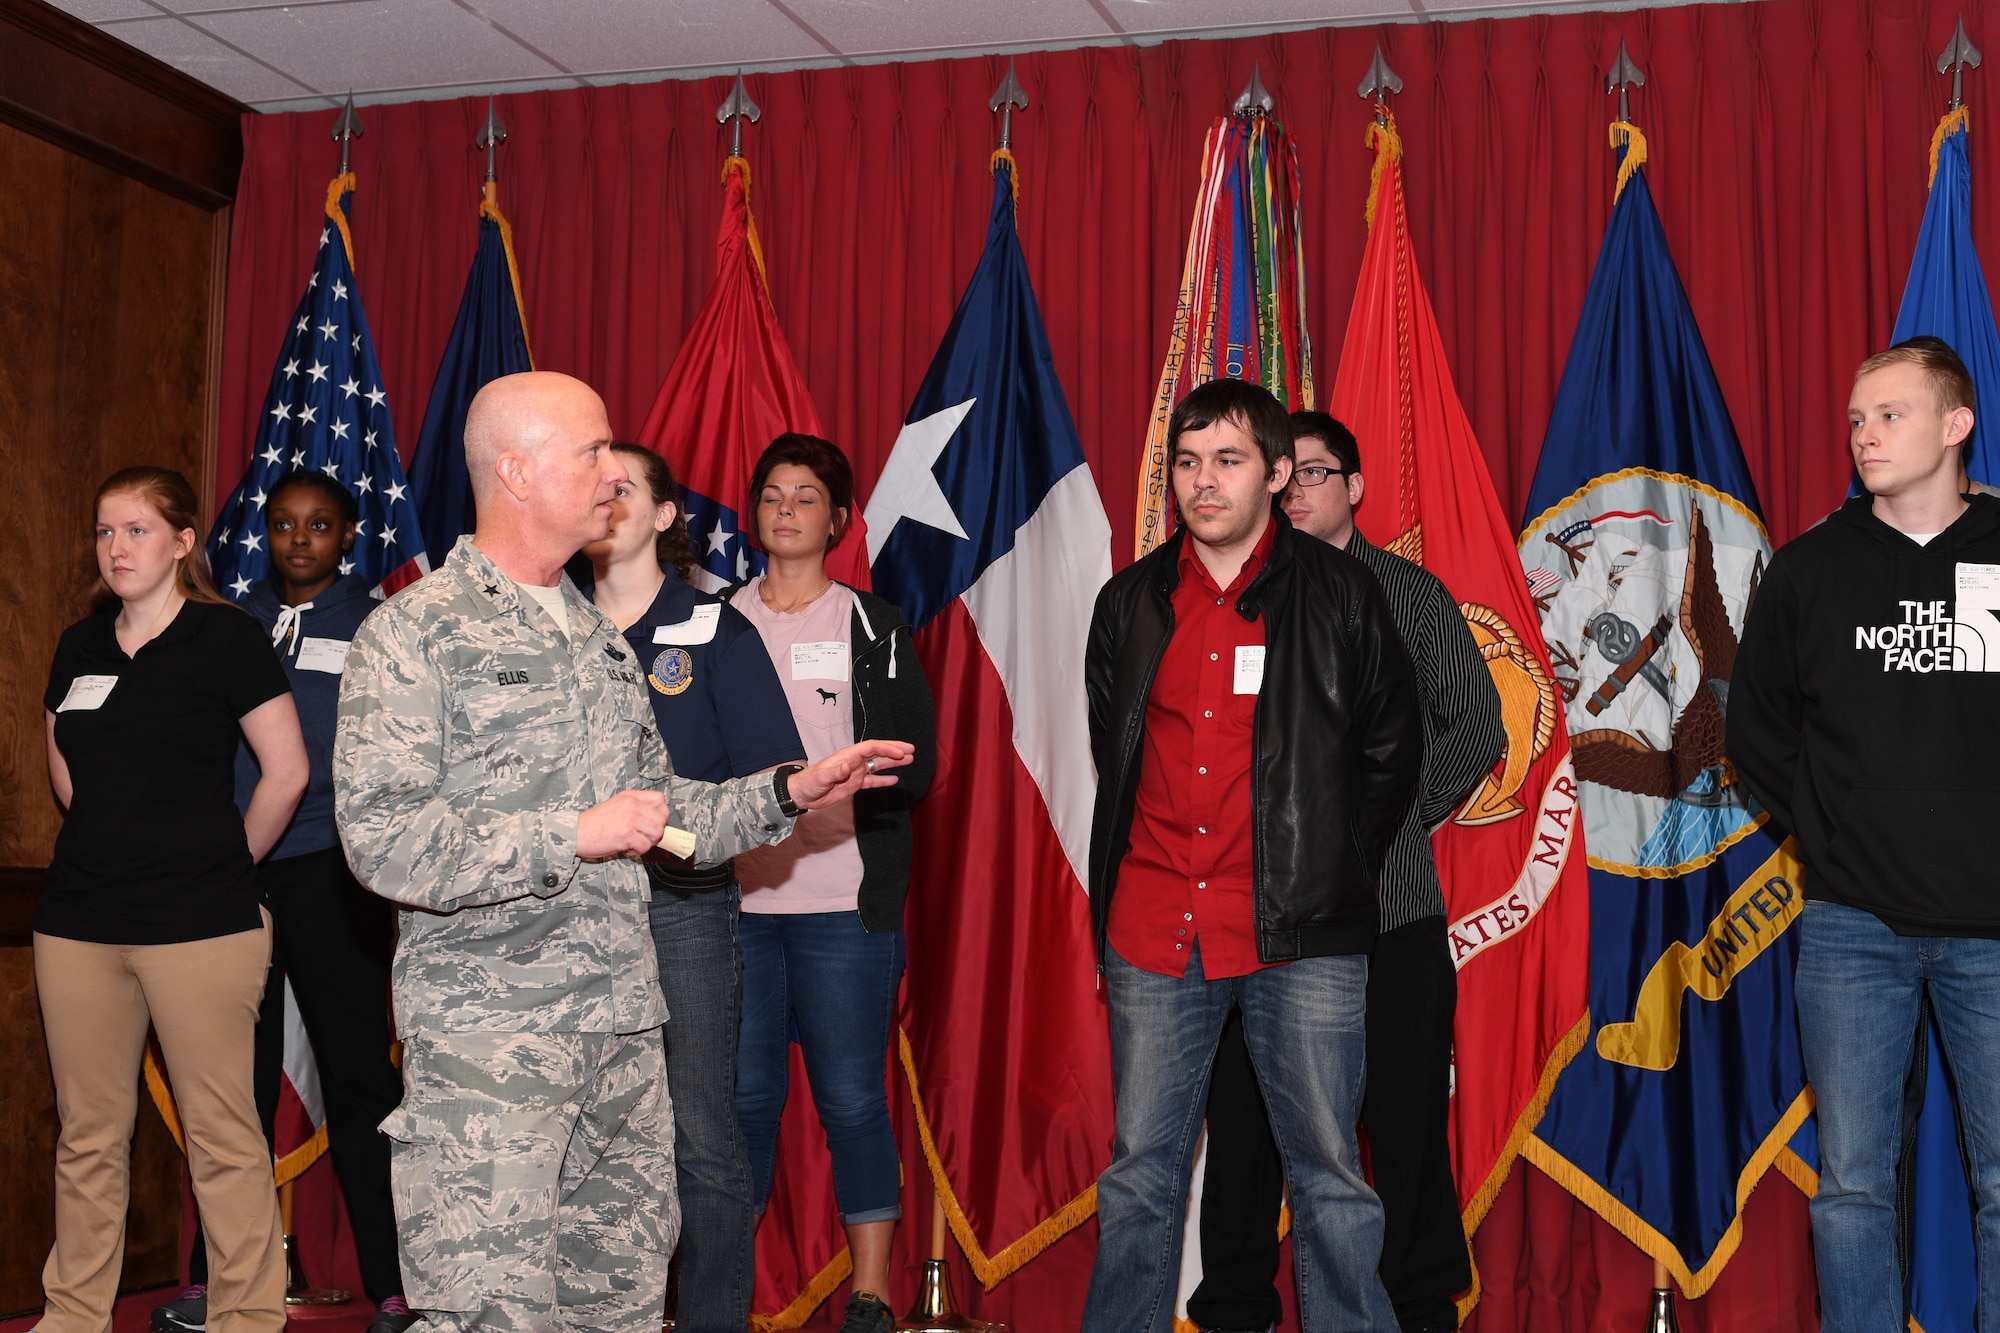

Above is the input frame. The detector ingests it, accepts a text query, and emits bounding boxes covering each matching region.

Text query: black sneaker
[366,1295,423,1333]
[150,1285,207,1333]
[838,1290,895,1333]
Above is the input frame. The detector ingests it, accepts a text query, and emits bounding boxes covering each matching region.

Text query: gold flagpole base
[1645,1285,1680,1333]
[282,1233,353,1306]
[898,1258,1005,1332]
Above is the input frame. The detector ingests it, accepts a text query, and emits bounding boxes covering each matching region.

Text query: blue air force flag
[210,177,428,597]
[409,196,534,559]
[1885,106,1990,1333]
[1515,135,1810,1293]
[1894,110,2000,489]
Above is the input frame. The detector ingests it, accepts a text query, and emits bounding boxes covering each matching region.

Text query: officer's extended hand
[578,790,670,859]
[786,740,916,811]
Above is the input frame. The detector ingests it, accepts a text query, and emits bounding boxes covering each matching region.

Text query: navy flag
[210,175,428,598]
[1515,124,1809,1293]
[409,189,534,558]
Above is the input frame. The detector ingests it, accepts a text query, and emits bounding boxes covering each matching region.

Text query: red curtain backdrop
[217,0,1998,1324]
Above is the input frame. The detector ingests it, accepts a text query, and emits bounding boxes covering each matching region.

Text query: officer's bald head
[463,372,626,573]
[465,372,605,503]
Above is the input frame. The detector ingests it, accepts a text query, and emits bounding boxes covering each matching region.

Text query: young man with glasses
[1185,412,1504,1333]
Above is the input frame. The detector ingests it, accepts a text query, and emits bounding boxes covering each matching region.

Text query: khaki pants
[34,921,284,1333]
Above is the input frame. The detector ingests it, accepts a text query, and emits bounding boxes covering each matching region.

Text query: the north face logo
[1852,563,2000,672]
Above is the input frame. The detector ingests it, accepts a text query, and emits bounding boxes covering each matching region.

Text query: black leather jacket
[1085,516,1424,964]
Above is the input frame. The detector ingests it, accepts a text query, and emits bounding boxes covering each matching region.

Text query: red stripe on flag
[901,597,1113,1281]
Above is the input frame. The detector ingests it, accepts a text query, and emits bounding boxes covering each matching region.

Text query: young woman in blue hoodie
[156,471,415,1333]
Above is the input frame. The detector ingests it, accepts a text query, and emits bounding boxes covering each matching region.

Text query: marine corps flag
[637,155,869,592]
[1327,113,1591,1291]
[1516,121,1809,1295]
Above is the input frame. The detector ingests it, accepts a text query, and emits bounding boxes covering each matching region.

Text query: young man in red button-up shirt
[1082,380,1423,1333]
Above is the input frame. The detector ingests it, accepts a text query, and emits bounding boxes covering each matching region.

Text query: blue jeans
[735,910,905,1225]
[1084,942,1396,1333]
[1797,899,2000,1333]
[648,883,753,1333]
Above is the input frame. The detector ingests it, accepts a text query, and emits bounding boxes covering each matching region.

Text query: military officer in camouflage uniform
[333,371,912,1333]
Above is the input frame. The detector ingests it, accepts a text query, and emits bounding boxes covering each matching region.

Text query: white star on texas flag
[864,398,975,564]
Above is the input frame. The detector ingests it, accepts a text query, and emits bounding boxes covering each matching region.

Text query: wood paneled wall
[0,118,230,868]
[0,0,244,1312]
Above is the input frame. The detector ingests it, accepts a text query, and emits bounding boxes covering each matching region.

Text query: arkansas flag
[1327,113,1591,1308]
[638,154,868,591]
[640,151,867,1326]
[868,151,1116,1285]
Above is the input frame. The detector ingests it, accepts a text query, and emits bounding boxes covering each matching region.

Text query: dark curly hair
[612,443,696,579]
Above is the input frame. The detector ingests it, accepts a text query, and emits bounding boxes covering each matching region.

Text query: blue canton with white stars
[209,188,429,599]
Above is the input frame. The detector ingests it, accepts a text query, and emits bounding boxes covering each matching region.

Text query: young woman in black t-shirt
[36,467,308,1333]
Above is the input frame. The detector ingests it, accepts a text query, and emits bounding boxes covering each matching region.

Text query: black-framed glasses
[1291,464,1348,488]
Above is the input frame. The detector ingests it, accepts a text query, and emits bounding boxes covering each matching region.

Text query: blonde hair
[94,467,232,607]
[1855,336,1976,416]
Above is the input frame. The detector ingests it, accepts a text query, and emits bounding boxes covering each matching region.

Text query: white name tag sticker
[791,640,851,682]
[58,675,119,712]
[294,637,351,675]
[1958,562,2000,610]
[1233,645,1266,695]
[653,604,721,646]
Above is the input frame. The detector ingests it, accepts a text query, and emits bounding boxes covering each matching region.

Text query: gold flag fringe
[1609,121,1649,202]
[323,172,358,269]
[1522,1084,1816,1298]
[479,182,536,369]
[896,1027,1099,1289]
[1931,105,1971,188]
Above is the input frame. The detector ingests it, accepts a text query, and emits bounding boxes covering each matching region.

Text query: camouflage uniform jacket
[334,536,797,1036]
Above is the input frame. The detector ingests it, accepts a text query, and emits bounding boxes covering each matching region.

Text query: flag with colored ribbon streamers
[408,182,535,558]
[869,149,1115,1294]
[1514,121,1812,1297]
[1135,112,1314,557]
[637,156,869,594]
[208,174,429,600]
[1329,115,1591,1314]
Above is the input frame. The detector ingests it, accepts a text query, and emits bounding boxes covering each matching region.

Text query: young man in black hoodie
[1732,338,2000,1331]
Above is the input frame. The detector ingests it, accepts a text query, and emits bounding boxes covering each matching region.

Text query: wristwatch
[774,764,806,818]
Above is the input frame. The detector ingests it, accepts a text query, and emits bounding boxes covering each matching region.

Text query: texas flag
[868,152,1116,1285]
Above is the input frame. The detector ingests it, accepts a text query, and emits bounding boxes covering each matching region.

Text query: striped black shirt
[1346,531,1507,934]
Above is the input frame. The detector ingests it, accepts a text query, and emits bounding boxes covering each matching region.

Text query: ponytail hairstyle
[94,466,233,608]
[610,443,697,580]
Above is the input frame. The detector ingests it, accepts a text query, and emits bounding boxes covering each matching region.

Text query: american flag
[210,175,429,598]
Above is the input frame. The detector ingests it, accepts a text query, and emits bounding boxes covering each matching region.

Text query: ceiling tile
[780,0,1113,58]
[187,0,564,99]
[41,0,159,20]
[459,0,828,75]
[89,13,318,101]
[139,0,370,14]
[1102,0,1400,35]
